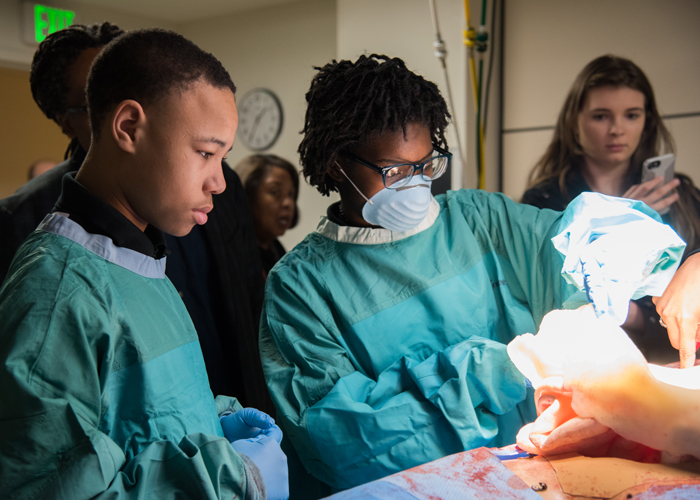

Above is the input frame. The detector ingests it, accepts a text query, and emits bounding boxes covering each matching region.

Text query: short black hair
[87,28,236,140]
[298,54,450,196]
[30,22,124,122]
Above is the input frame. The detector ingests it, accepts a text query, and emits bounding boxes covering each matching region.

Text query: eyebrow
[377,149,435,164]
[196,137,231,149]
[590,107,644,112]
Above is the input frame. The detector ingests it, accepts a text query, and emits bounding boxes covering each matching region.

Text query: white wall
[502,0,700,200]
[0,0,176,70]
[180,0,337,250]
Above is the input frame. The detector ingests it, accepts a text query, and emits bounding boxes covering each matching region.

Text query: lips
[277,215,291,229]
[193,206,213,225]
[606,144,625,152]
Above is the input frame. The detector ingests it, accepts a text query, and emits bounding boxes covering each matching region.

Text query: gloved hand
[220,407,278,443]
[233,435,289,500]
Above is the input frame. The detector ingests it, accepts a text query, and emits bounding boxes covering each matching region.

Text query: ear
[327,159,345,183]
[54,114,77,140]
[111,100,145,154]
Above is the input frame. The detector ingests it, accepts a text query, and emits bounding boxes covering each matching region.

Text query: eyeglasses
[340,146,451,189]
[65,106,88,115]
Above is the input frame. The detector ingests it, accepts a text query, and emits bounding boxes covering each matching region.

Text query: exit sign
[23,3,76,45]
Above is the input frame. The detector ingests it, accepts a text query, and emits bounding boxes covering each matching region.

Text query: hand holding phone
[623,153,678,215]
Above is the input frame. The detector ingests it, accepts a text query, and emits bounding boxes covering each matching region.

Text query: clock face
[237,88,283,151]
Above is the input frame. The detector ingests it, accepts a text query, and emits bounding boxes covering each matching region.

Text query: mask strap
[336,162,374,205]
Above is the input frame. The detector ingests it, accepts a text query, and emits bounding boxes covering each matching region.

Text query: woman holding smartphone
[521,54,700,361]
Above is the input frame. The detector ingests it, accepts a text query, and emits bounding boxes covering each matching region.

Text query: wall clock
[237,88,284,151]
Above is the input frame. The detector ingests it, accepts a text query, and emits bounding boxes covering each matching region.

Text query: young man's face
[125,80,237,237]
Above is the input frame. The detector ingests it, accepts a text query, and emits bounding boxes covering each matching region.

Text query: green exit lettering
[34,5,75,43]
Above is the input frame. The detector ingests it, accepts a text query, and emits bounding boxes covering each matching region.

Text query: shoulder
[6,231,110,293]
[1,161,74,212]
[269,233,329,280]
[521,178,558,205]
[440,188,523,216]
[0,233,114,347]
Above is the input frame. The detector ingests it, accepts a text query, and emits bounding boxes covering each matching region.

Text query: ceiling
[71,0,303,24]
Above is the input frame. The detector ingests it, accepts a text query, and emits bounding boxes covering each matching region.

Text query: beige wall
[502,0,700,200]
[0,67,67,198]
[180,0,337,250]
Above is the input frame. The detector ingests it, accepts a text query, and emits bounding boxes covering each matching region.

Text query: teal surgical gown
[0,214,263,499]
[260,190,599,491]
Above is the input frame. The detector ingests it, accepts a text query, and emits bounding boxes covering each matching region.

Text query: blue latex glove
[220,407,277,443]
[233,435,289,500]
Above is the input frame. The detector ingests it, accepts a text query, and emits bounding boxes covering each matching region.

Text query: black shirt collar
[53,172,166,259]
[327,202,347,226]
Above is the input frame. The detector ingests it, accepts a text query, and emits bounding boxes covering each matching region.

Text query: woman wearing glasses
[259,54,683,496]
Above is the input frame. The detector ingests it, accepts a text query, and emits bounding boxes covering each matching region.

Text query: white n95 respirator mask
[338,164,432,232]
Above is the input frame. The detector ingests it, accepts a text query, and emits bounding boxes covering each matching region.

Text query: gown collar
[315,196,440,245]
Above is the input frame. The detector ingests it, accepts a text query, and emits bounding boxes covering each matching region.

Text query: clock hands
[248,106,270,142]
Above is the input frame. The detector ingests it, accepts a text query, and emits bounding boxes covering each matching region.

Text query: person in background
[258,54,682,496]
[521,54,700,363]
[27,159,58,180]
[0,23,271,413]
[0,22,123,284]
[0,28,288,499]
[235,154,299,280]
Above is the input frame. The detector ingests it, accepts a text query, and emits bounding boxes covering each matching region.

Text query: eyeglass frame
[339,145,452,189]
[64,105,88,115]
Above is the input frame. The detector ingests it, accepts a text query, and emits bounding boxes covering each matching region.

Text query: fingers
[622,177,680,212]
[679,342,696,369]
[623,176,663,199]
[648,191,679,213]
[653,177,680,198]
[239,408,275,429]
[262,424,284,444]
[679,318,699,369]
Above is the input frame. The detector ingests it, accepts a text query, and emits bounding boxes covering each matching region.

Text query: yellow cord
[464,0,487,189]
[468,56,478,108]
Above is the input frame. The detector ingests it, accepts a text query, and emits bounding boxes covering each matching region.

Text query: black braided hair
[30,22,124,122]
[298,54,450,196]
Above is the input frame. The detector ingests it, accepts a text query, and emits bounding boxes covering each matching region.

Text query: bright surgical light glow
[34,4,75,43]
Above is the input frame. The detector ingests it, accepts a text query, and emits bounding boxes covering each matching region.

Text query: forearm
[277,338,528,489]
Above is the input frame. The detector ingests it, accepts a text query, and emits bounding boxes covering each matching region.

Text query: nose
[282,194,295,209]
[206,164,227,195]
[609,116,623,136]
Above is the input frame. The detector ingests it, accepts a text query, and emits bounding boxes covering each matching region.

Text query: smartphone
[641,153,675,214]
